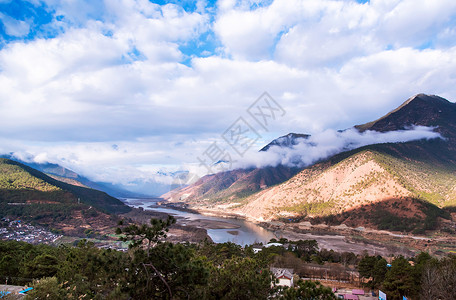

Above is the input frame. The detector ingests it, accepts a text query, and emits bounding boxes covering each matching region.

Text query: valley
[2,2,456,297]
[2,94,456,258]
[161,94,456,257]
[1,94,456,300]
[132,198,454,257]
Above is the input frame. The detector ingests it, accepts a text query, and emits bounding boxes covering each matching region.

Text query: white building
[271,267,294,287]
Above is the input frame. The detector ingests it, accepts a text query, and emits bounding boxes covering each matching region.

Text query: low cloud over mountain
[236,126,442,169]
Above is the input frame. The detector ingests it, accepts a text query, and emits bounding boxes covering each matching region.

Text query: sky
[0,0,456,195]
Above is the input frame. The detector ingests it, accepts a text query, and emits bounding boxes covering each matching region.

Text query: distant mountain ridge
[162,164,299,203]
[0,155,148,198]
[163,94,456,232]
[0,158,130,214]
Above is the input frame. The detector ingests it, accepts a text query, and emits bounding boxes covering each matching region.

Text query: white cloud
[214,0,456,66]
[236,126,443,169]
[0,136,203,193]
[377,0,456,47]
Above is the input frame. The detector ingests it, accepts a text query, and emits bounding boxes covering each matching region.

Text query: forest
[0,216,455,300]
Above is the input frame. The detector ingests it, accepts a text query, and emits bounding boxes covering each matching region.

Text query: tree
[206,256,274,300]
[435,256,456,299]
[197,241,244,265]
[340,251,357,266]
[278,279,336,300]
[411,251,431,294]
[117,216,209,299]
[421,256,456,300]
[358,255,387,288]
[116,215,176,256]
[0,254,20,280]
[420,258,440,300]
[372,258,387,288]
[26,277,68,300]
[382,256,416,300]
[272,252,304,273]
[278,238,289,244]
[57,240,128,298]
[358,255,377,280]
[24,254,59,279]
[293,240,318,261]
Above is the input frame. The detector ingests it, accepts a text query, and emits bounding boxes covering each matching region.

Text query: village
[0,219,62,245]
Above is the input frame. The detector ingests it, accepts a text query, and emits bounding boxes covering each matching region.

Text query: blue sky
[1,0,456,193]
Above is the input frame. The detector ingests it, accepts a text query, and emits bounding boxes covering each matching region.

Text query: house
[343,295,358,300]
[251,243,264,254]
[252,242,284,254]
[271,267,294,287]
[253,247,262,254]
[352,289,364,296]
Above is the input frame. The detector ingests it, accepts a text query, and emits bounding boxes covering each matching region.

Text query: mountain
[0,156,148,198]
[355,94,456,137]
[0,158,131,235]
[162,164,299,203]
[163,94,456,232]
[260,133,310,151]
[233,147,452,232]
[162,135,310,203]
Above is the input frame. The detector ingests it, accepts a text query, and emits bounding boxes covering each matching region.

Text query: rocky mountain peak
[260,132,310,151]
[355,94,456,137]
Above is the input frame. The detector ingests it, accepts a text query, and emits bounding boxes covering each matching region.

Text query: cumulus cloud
[235,126,443,169]
[214,0,456,64]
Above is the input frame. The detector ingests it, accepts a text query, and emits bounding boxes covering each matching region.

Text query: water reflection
[124,198,275,246]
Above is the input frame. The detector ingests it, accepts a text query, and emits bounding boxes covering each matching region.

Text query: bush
[26,277,68,300]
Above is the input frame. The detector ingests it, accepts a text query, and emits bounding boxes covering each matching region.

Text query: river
[123,198,414,256]
[124,198,276,246]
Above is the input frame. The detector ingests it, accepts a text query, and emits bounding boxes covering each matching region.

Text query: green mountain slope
[0,158,130,214]
[0,155,146,198]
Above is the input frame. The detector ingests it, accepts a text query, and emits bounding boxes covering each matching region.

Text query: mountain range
[163,94,456,233]
[1,93,455,235]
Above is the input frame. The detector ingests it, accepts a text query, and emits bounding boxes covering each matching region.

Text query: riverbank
[125,199,456,256]
[138,202,400,254]
[193,208,402,255]
[148,202,242,230]
[124,199,275,245]
[167,203,456,256]
[120,207,212,243]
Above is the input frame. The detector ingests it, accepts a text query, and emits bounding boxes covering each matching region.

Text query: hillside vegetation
[0,158,130,235]
[0,158,129,213]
